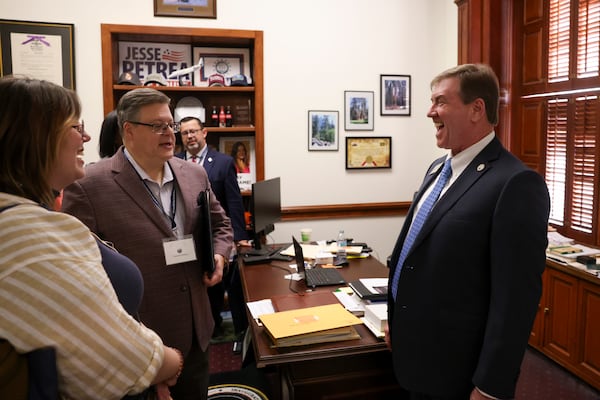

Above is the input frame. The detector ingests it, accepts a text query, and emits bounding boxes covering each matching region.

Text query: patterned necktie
[391,158,452,300]
[191,155,198,164]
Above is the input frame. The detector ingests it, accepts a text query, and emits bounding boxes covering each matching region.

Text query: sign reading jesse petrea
[118,41,192,82]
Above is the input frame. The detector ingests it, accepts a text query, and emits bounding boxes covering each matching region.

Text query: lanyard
[129,160,178,231]
[142,179,177,230]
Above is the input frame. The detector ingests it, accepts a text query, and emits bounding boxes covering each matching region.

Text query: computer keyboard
[242,244,292,264]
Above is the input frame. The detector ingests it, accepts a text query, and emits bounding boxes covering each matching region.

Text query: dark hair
[117,88,171,131]
[230,141,247,158]
[0,76,81,206]
[179,116,203,128]
[98,110,121,158]
[431,63,499,125]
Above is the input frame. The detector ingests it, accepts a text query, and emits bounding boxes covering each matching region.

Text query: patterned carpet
[208,312,274,399]
[209,313,243,375]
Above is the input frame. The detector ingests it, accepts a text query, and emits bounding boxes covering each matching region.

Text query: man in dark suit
[175,115,250,338]
[62,88,233,400]
[386,64,550,400]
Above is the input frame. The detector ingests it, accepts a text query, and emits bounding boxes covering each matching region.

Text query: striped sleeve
[0,202,164,400]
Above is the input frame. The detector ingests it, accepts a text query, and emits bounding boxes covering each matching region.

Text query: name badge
[163,234,197,265]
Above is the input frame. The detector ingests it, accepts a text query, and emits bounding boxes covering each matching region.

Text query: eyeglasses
[128,120,180,134]
[180,128,201,137]
[72,121,85,136]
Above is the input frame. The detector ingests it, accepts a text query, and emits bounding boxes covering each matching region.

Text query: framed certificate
[345,136,392,169]
[0,19,75,89]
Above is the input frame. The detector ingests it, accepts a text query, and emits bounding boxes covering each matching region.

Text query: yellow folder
[259,303,363,347]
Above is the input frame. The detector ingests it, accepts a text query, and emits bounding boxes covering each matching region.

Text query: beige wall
[1,0,457,259]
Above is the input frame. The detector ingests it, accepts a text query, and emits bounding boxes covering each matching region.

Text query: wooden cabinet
[100,24,264,182]
[530,262,600,390]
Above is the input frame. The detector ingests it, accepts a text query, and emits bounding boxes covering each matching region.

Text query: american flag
[162,49,186,62]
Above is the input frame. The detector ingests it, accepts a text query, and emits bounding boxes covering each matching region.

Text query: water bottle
[337,230,347,258]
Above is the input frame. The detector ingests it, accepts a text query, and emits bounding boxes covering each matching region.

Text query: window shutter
[577,0,600,78]
[546,98,569,225]
[549,0,572,82]
[570,95,598,233]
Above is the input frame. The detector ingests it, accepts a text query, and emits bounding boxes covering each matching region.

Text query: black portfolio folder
[348,279,387,301]
[196,189,215,275]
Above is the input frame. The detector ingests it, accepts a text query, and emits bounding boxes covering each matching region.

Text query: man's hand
[203,254,226,286]
[384,322,391,350]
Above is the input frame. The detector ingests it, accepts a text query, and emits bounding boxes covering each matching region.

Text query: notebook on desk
[292,236,345,288]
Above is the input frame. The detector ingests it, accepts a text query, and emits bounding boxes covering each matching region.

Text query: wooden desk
[240,253,403,400]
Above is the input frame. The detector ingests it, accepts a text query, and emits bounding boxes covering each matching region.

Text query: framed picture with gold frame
[345,136,391,169]
[154,0,217,19]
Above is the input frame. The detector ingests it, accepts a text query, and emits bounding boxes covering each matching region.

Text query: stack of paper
[259,303,362,347]
[361,303,388,338]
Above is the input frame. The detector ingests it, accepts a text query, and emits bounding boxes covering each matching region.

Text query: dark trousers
[170,335,209,400]
[207,258,248,336]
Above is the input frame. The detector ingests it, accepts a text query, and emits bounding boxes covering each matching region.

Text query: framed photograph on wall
[219,136,255,191]
[345,136,391,169]
[308,110,339,151]
[154,0,217,19]
[380,74,411,116]
[0,19,75,89]
[344,91,374,131]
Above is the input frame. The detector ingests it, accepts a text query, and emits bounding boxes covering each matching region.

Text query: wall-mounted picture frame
[381,74,411,116]
[345,136,391,170]
[308,110,339,151]
[219,136,255,191]
[0,19,75,89]
[345,91,374,131]
[154,0,217,19]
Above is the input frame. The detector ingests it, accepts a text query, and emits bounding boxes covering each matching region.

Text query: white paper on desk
[333,290,366,315]
[548,231,575,246]
[246,299,275,324]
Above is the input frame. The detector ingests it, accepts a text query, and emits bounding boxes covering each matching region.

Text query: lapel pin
[430,163,443,174]
[208,157,213,163]
[477,163,485,172]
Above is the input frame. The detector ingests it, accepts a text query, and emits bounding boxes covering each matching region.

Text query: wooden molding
[281,201,411,221]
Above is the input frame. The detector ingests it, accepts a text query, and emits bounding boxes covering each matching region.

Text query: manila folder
[259,303,362,346]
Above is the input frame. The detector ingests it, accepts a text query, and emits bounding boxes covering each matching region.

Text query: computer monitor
[250,177,281,251]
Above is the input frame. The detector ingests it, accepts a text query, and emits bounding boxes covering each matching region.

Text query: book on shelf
[258,303,362,348]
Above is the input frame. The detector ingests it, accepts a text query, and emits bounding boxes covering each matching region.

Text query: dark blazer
[62,149,233,354]
[387,137,550,398]
[177,149,248,241]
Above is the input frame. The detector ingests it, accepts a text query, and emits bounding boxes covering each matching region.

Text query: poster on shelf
[118,41,192,84]
[219,136,255,191]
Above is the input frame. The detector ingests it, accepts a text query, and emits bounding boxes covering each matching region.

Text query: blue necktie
[391,158,452,300]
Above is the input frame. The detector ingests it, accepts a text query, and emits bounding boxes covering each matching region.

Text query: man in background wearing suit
[62,88,233,400]
[175,115,250,339]
[386,64,550,400]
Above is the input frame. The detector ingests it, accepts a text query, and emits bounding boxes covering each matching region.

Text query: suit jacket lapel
[112,151,174,237]
[203,149,216,179]
[170,159,200,235]
[413,138,503,247]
